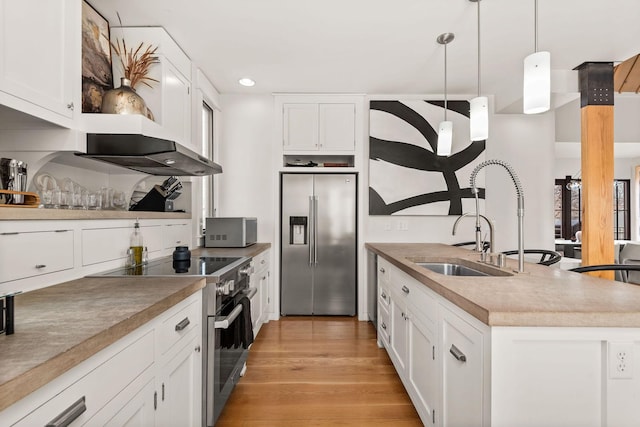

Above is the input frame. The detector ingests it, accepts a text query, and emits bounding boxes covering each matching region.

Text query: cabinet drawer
[163,223,191,249]
[12,330,154,426]
[0,230,73,283]
[158,295,201,355]
[378,285,391,310]
[251,250,270,274]
[82,225,162,266]
[377,257,391,283]
[378,302,390,347]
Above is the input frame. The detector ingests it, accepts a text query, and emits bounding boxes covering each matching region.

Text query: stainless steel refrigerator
[281,173,357,316]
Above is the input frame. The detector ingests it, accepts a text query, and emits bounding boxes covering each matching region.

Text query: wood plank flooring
[216,316,422,426]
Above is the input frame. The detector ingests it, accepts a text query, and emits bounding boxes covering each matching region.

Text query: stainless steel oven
[202,257,254,426]
[207,279,256,425]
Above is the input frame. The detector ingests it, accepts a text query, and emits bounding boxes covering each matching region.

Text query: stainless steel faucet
[452,212,494,253]
[470,159,525,273]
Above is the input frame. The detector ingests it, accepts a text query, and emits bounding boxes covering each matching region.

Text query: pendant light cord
[444,42,448,120]
[477,0,481,96]
[534,0,538,52]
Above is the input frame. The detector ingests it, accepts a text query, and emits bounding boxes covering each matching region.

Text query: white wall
[217,95,276,243]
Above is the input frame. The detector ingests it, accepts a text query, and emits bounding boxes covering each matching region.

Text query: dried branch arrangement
[110,39,159,90]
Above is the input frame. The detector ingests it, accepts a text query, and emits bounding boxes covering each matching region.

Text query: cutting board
[0,190,40,208]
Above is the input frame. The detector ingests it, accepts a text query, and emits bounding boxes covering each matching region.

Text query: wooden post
[575,62,614,279]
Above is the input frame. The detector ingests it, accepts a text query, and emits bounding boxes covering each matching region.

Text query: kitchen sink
[415,262,489,277]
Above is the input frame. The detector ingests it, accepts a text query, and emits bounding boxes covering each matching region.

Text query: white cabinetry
[0,229,74,283]
[0,218,192,300]
[156,294,202,427]
[2,291,202,427]
[249,249,271,336]
[441,304,486,427]
[0,0,78,126]
[110,27,192,147]
[283,103,355,152]
[375,257,489,427]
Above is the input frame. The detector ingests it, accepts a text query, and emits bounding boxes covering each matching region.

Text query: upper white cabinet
[107,27,192,147]
[0,0,79,127]
[283,103,356,152]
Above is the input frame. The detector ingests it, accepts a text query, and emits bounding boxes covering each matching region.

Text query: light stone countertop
[0,276,205,412]
[0,243,272,413]
[366,242,640,328]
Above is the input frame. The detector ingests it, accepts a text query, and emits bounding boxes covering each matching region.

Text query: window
[201,102,214,224]
[554,176,630,240]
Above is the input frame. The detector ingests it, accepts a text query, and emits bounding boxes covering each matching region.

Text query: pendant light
[469,0,488,141]
[437,32,454,156]
[523,0,550,114]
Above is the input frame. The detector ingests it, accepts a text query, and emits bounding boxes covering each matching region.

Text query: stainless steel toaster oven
[205,217,257,248]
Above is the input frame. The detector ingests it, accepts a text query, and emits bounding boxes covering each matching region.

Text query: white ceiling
[93,0,640,107]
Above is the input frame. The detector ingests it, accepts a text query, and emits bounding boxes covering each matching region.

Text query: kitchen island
[367,242,640,427]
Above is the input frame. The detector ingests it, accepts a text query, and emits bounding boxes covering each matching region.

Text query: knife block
[129,185,166,212]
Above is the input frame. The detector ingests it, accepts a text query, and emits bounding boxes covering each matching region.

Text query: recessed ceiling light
[238,78,255,87]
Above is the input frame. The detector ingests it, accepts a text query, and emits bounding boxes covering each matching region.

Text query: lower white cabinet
[407,311,438,425]
[2,291,202,427]
[441,304,485,427]
[375,256,489,427]
[249,249,271,336]
[156,333,201,427]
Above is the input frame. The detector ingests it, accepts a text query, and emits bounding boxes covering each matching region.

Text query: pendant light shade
[437,32,454,157]
[523,0,550,114]
[437,121,453,156]
[470,96,488,141]
[469,0,488,141]
[523,51,550,114]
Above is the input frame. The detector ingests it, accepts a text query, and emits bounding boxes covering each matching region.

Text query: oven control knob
[227,279,235,292]
[239,265,254,276]
[216,281,232,296]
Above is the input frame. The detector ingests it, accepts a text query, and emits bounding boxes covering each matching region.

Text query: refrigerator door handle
[313,196,319,265]
[309,196,314,266]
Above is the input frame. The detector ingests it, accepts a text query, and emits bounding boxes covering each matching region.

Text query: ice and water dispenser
[289,216,308,245]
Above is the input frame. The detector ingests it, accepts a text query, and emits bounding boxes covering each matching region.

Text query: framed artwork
[81,1,113,113]
[369,99,486,216]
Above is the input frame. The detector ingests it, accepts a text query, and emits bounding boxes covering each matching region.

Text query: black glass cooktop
[99,256,244,277]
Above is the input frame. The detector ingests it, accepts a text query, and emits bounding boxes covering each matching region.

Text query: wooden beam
[576,62,615,279]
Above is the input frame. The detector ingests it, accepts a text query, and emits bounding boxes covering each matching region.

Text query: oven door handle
[214,304,243,329]
[245,287,258,299]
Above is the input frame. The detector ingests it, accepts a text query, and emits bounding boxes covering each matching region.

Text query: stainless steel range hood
[77,134,223,176]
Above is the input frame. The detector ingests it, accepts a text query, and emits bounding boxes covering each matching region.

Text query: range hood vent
[77,134,222,176]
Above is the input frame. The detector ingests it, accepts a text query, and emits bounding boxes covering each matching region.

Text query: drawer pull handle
[35,264,47,269]
[449,344,467,362]
[401,285,410,294]
[379,267,385,273]
[175,317,190,331]
[381,322,387,330]
[46,396,86,427]
[195,345,201,353]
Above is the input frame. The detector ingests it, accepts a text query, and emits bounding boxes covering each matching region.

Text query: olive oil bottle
[130,219,144,266]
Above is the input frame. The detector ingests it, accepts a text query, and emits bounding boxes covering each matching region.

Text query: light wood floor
[216,316,422,426]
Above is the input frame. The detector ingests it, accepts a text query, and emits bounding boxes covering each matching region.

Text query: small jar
[173,246,191,261]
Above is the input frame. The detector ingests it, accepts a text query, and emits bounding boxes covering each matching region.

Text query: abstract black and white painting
[369,100,485,216]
